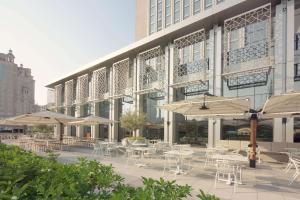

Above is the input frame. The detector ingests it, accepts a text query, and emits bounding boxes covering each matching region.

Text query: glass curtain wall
[174,87,208,146]
[70,106,76,137]
[294,117,300,143]
[142,92,165,140]
[82,103,91,138]
[222,19,273,142]
[118,98,135,141]
[97,101,110,139]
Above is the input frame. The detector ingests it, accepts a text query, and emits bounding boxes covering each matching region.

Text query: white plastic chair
[215,160,240,192]
[289,158,300,185]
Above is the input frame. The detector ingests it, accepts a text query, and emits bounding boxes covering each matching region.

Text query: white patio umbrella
[261,92,300,118]
[68,115,117,126]
[8,110,78,125]
[159,95,250,118]
[5,111,79,144]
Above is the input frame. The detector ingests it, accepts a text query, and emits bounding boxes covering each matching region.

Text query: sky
[0,0,135,105]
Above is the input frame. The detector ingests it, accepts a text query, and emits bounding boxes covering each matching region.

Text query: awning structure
[159,95,250,119]
[261,92,300,118]
[68,115,117,126]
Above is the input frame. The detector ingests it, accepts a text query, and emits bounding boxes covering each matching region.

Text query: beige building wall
[135,0,148,41]
[0,50,35,119]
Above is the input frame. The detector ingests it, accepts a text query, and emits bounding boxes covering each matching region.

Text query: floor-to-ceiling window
[294,118,300,143]
[118,97,135,141]
[82,103,91,138]
[70,106,76,137]
[98,101,110,139]
[142,92,165,140]
[174,84,209,146]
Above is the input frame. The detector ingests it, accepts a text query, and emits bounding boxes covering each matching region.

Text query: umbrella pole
[249,113,257,168]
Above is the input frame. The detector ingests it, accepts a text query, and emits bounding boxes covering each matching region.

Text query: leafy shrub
[197,189,220,200]
[0,144,217,200]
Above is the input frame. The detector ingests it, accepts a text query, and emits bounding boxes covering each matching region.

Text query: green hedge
[0,144,219,200]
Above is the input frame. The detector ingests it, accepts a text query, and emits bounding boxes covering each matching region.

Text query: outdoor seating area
[3,134,300,197]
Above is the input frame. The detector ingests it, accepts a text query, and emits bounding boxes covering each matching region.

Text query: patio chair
[163,153,180,176]
[144,147,157,161]
[215,160,240,192]
[204,148,216,168]
[125,147,141,165]
[289,157,300,185]
[93,142,103,155]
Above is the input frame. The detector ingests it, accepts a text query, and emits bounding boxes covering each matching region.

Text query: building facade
[47,0,300,149]
[0,50,35,119]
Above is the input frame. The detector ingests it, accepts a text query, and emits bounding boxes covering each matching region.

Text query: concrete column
[168,43,176,144]
[273,3,287,142]
[164,45,170,143]
[64,107,71,136]
[286,0,295,143]
[110,99,119,141]
[109,66,118,141]
[75,105,83,138]
[214,25,222,145]
[208,28,215,148]
[134,57,143,137]
[91,102,99,139]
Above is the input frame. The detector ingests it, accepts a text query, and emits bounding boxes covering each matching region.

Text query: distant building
[0,50,35,119]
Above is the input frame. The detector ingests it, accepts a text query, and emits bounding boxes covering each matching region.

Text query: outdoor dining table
[211,154,248,162]
[164,150,194,175]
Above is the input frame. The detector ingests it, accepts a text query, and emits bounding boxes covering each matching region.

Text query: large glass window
[118,99,135,141]
[221,119,273,142]
[193,0,201,15]
[295,33,300,50]
[150,0,157,34]
[294,117,300,143]
[174,88,208,146]
[183,0,190,19]
[193,42,201,61]
[295,63,300,81]
[157,0,162,31]
[165,0,171,27]
[174,0,181,23]
[245,21,267,45]
[204,0,212,9]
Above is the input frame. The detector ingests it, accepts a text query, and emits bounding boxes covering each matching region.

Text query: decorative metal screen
[138,46,165,94]
[227,72,268,90]
[113,58,133,98]
[54,84,62,107]
[76,74,89,104]
[92,68,109,101]
[223,4,272,75]
[173,29,208,87]
[183,81,209,96]
[64,80,74,106]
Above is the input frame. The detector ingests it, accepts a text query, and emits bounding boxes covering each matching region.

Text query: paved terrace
[38,146,300,200]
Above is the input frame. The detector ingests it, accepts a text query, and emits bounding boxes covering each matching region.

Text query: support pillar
[91,102,99,139]
[168,43,176,144]
[64,107,71,136]
[75,105,83,138]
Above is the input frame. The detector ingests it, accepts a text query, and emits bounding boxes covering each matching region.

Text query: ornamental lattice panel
[173,29,208,87]
[76,74,89,104]
[113,58,133,98]
[92,68,109,101]
[223,4,272,75]
[54,84,62,107]
[64,80,74,106]
[139,46,165,93]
